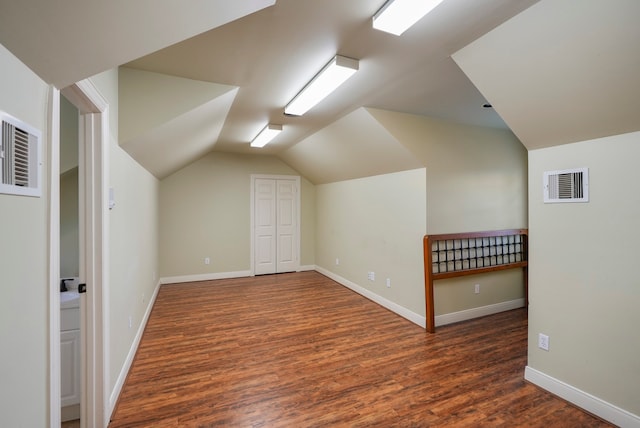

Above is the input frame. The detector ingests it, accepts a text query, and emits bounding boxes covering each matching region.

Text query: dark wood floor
[109,271,610,427]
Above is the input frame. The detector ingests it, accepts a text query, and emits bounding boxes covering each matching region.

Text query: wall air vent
[543,167,588,203]
[0,111,42,198]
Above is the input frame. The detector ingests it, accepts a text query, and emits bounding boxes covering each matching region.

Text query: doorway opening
[49,79,109,427]
[59,94,81,423]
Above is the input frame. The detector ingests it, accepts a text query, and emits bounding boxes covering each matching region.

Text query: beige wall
[528,131,640,415]
[0,43,50,427]
[60,95,79,174]
[60,168,79,278]
[60,95,80,279]
[160,151,315,278]
[367,109,528,315]
[316,169,427,316]
[90,69,161,407]
[108,138,159,392]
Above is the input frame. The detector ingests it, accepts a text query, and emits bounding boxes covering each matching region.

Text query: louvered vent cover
[543,168,589,203]
[0,111,42,197]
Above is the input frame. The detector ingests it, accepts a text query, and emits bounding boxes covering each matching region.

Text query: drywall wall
[60,95,79,174]
[367,109,528,315]
[108,136,160,393]
[60,95,79,279]
[0,43,50,427]
[159,151,315,278]
[315,169,427,316]
[90,69,161,410]
[60,168,79,278]
[528,131,640,417]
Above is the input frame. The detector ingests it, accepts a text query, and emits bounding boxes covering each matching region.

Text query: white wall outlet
[367,271,375,281]
[538,333,550,351]
[128,316,132,329]
[204,257,211,265]
[386,278,391,288]
[474,283,480,294]
[335,258,340,265]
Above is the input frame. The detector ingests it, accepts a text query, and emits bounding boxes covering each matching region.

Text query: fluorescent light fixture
[373,0,444,36]
[250,124,282,148]
[284,55,359,116]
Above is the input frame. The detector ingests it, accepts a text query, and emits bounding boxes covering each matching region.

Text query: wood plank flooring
[109,271,610,427]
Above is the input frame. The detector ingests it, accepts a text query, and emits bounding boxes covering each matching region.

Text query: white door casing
[48,79,110,428]
[251,175,300,275]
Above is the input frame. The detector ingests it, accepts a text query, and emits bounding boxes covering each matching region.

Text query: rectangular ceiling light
[250,124,282,148]
[373,0,444,36]
[284,55,359,116]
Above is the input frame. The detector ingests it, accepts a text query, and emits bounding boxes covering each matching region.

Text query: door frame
[250,174,301,275]
[49,79,110,427]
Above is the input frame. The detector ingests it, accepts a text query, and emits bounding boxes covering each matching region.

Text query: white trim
[109,280,161,412]
[160,270,252,285]
[315,266,426,328]
[315,266,526,330]
[48,86,62,428]
[250,174,301,275]
[525,366,640,428]
[62,80,109,114]
[298,264,316,272]
[79,87,110,428]
[435,298,525,327]
[57,79,110,428]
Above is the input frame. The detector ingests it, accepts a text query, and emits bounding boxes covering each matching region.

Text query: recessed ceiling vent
[543,167,588,203]
[0,111,42,198]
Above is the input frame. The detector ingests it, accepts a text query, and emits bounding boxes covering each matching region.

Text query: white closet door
[253,176,299,275]
[254,179,277,275]
[276,180,297,273]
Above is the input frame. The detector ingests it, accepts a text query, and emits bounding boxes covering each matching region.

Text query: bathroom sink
[60,290,80,309]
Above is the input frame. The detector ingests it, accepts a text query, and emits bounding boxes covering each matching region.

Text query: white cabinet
[61,306,80,407]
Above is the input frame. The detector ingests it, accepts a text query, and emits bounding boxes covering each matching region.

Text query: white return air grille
[0,111,42,198]
[543,167,588,203]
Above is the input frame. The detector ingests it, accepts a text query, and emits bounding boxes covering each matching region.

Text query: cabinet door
[61,329,81,406]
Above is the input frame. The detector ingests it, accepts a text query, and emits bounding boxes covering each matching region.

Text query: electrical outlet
[204,257,211,265]
[335,258,340,265]
[367,271,375,281]
[128,316,132,329]
[474,283,480,294]
[538,333,550,351]
[386,278,391,288]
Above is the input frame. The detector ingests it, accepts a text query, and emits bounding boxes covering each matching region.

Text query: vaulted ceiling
[1,0,638,182]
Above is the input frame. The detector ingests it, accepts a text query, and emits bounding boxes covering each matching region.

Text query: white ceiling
[278,108,423,185]
[453,0,640,150]
[0,0,275,88]
[2,0,637,182]
[124,0,536,159]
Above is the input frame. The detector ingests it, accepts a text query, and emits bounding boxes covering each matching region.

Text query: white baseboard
[435,298,525,327]
[315,266,426,328]
[298,264,315,272]
[315,267,526,331]
[525,366,640,428]
[61,404,80,422]
[108,279,161,415]
[160,270,251,285]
